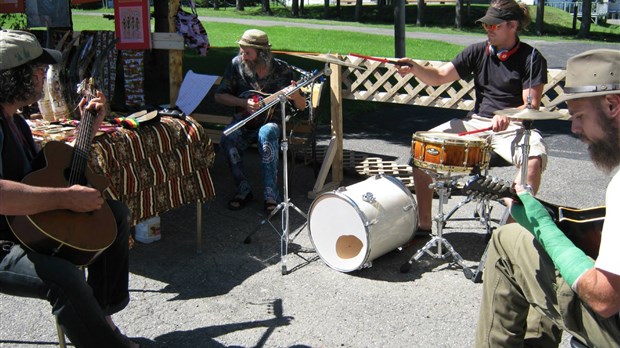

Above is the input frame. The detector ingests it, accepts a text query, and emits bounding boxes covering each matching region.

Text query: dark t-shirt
[216,55,297,125]
[451,41,548,118]
[0,114,38,240]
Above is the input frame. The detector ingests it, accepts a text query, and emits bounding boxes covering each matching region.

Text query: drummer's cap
[476,6,521,25]
[237,29,271,50]
[549,49,620,108]
[0,29,61,70]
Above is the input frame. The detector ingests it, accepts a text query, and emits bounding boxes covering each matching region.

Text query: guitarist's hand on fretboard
[78,89,108,134]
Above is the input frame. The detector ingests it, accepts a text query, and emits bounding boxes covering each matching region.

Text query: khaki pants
[475,223,620,347]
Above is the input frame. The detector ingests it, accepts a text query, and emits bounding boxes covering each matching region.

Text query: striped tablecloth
[90,116,215,226]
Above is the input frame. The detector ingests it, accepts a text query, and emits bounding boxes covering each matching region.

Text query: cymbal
[297,53,366,70]
[494,107,564,120]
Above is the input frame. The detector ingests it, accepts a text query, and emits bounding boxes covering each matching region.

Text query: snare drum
[411,131,490,174]
[308,175,417,272]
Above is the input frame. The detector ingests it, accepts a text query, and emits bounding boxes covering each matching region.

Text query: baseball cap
[0,29,62,70]
[476,7,521,25]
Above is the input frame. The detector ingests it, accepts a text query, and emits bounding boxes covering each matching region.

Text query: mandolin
[235,89,277,129]
[463,174,605,259]
[7,78,117,266]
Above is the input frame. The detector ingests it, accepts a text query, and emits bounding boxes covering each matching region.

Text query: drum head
[308,193,370,272]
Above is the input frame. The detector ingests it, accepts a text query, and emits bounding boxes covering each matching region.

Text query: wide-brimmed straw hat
[0,29,61,70]
[236,29,271,49]
[550,49,620,106]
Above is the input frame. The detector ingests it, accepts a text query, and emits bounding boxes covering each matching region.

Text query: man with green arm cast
[475,48,620,347]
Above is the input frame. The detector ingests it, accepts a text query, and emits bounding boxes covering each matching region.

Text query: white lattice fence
[337,54,568,114]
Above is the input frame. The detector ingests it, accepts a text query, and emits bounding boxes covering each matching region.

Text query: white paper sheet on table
[176,70,219,116]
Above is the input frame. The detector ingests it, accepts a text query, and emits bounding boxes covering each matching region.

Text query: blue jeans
[0,200,132,348]
[220,122,281,202]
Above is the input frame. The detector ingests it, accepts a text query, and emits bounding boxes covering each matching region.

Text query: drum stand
[400,172,473,278]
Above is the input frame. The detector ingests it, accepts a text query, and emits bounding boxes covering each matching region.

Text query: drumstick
[458,127,492,136]
[349,53,413,66]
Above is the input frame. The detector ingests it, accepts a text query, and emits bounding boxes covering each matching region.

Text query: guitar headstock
[462,174,516,201]
[76,77,96,100]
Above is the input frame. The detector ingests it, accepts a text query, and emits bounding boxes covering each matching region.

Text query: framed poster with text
[114,0,151,50]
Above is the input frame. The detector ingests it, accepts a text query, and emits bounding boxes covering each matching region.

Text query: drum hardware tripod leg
[243,94,309,275]
[400,178,473,279]
[466,205,511,283]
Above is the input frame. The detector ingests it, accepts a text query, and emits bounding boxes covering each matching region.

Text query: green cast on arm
[511,192,594,288]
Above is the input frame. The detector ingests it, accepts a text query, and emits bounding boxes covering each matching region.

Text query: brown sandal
[227,192,253,210]
[264,200,278,214]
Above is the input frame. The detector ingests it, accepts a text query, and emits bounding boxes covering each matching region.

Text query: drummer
[397,0,548,234]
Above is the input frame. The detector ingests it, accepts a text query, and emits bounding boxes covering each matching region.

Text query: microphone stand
[240,67,330,275]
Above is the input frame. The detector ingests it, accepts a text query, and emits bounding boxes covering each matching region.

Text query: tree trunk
[577,0,592,38]
[292,0,299,16]
[394,0,406,57]
[455,0,463,29]
[262,0,272,15]
[355,0,363,21]
[536,0,544,35]
[324,0,330,18]
[237,0,245,11]
[417,0,425,26]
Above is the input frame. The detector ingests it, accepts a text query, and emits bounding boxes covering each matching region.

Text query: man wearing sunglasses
[397,0,548,236]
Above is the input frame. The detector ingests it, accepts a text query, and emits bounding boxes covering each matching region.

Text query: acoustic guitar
[7,78,117,266]
[463,175,605,259]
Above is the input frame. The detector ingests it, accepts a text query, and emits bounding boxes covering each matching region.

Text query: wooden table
[89,115,216,252]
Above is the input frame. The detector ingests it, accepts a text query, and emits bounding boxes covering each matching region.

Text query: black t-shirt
[451,41,548,118]
[0,114,38,241]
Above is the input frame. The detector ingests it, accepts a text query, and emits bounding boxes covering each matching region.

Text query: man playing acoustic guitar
[475,49,620,347]
[0,30,138,348]
[215,29,306,214]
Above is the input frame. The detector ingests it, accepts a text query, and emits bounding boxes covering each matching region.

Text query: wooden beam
[169,0,182,108]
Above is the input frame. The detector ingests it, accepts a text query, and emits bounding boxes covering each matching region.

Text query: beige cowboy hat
[550,49,620,107]
[236,29,271,49]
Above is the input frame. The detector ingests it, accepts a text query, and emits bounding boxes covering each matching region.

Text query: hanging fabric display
[175,0,210,56]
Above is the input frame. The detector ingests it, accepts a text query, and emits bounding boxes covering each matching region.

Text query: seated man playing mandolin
[0,30,138,348]
[215,29,306,215]
[475,49,620,347]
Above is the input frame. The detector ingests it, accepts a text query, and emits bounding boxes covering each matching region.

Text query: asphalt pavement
[1,21,617,348]
[0,102,612,347]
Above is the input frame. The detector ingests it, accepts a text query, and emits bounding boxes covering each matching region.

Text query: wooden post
[330,63,343,184]
[169,0,182,107]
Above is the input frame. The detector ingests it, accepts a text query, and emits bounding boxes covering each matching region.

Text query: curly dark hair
[0,63,38,106]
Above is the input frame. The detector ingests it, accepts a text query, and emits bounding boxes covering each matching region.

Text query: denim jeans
[0,200,132,348]
[220,122,281,202]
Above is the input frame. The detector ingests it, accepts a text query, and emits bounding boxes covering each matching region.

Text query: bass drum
[308,174,417,272]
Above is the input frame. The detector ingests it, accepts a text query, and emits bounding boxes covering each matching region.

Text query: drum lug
[336,186,347,193]
[362,192,376,204]
[365,218,378,227]
[403,204,415,212]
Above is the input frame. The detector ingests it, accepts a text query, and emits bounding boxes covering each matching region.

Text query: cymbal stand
[241,69,328,275]
[466,120,534,282]
[400,172,473,279]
